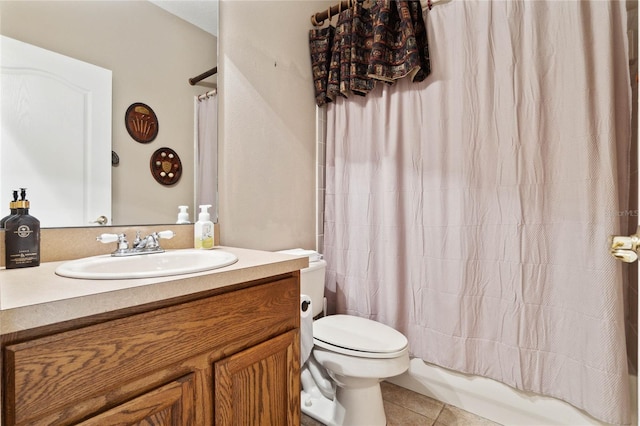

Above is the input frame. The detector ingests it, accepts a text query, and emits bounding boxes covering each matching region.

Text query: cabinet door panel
[214,330,300,426]
[77,374,195,426]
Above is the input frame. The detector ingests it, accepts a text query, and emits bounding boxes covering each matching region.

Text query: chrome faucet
[97,230,175,257]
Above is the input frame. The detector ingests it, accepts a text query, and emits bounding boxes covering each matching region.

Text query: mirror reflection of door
[0,36,112,227]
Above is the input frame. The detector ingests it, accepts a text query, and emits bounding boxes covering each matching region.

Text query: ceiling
[149,0,218,37]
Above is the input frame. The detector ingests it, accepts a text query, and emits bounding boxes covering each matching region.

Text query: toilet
[282,249,410,426]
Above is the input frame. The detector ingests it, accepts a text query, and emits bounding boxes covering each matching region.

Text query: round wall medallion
[125,102,158,143]
[150,148,182,186]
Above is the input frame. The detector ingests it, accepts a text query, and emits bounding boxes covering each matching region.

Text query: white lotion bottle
[194,204,214,249]
[176,205,190,224]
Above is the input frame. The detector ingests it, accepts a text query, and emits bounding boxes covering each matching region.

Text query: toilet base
[301,388,337,425]
[301,380,387,426]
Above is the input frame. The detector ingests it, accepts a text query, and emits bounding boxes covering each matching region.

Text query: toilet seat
[313,315,408,359]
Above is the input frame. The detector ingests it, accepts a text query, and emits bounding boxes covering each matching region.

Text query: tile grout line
[432,403,446,425]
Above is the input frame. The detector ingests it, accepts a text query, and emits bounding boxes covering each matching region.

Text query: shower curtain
[322,1,632,424]
[195,93,218,215]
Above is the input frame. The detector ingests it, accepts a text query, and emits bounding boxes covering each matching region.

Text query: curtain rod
[189,66,217,85]
[197,88,217,101]
[311,0,352,26]
[310,0,449,26]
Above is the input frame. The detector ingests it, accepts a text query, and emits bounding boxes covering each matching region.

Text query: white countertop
[0,246,308,335]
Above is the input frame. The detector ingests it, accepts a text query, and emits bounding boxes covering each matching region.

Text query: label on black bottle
[15,225,34,238]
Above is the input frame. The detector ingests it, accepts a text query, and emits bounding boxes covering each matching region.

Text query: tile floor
[301,381,501,426]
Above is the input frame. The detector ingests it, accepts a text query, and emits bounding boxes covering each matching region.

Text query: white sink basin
[55,249,238,280]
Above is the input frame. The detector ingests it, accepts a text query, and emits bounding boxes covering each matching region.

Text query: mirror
[0,0,218,228]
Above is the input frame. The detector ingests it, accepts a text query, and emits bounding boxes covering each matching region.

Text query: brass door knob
[609,228,640,263]
[91,215,109,226]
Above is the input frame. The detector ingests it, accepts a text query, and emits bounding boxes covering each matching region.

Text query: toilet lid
[313,315,408,356]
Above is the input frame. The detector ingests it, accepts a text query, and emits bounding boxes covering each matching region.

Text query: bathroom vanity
[0,246,307,425]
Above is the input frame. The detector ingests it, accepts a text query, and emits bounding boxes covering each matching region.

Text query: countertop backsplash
[0,223,221,267]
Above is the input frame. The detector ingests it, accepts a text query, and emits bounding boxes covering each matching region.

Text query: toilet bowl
[310,314,410,426]
[281,249,410,426]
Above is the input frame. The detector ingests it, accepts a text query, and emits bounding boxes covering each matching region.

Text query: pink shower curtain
[196,93,218,215]
[323,1,632,424]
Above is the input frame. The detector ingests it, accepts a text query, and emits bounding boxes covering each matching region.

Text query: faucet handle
[96,233,120,244]
[97,233,129,253]
[157,230,175,239]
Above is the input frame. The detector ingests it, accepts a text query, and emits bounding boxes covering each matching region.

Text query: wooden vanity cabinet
[1,273,301,425]
[77,373,197,425]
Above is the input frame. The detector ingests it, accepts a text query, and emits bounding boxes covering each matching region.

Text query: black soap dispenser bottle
[0,190,19,228]
[4,188,40,269]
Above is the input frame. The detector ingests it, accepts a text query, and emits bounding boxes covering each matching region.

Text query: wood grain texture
[77,374,195,426]
[3,276,299,425]
[214,330,300,426]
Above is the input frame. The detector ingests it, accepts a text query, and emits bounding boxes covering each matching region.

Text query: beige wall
[0,1,217,226]
[218,0,330,251]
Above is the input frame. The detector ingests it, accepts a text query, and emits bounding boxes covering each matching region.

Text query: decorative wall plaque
[150,147,182,186]
[125,102,158,143]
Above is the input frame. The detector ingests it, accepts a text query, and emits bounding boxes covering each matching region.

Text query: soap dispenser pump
[176,205,190,224]
[194,204,214,249]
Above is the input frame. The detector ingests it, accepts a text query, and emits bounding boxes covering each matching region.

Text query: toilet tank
[301,259,327,317]
[278,249,326,317]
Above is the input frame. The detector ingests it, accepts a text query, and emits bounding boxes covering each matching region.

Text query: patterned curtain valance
[309,0,431,107]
